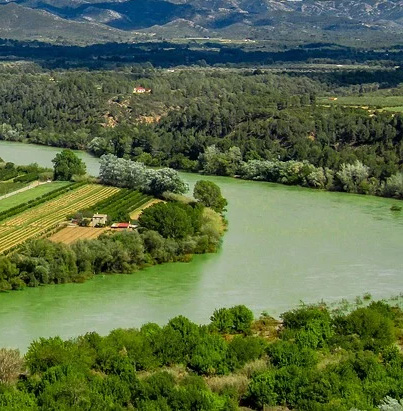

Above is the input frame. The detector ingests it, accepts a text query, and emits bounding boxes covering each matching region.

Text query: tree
[147,168,188,196]
[99,154,188,195]
[246,370,278,409]
[52,150,86,181]
[383,172,403,199]
[0,349,23,384]
[193,180,227,213]
[336,160,371,194]
[210,305,254,334]
[139,203,194,239]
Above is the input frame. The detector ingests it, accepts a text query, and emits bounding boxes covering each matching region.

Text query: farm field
[0,184,120,254]
[0,181,71,212]
[80,189,153,222]
[49,226,109,245]
[318,95,403,111]
[0,182,26,197]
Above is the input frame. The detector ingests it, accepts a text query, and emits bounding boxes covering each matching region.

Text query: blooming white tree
[378,397,403,411]
[336,160,370,193]
[383,172,403,199]
[99,154,188,195]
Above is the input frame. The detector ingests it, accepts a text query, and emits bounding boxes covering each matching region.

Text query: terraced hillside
[0,184,120,254]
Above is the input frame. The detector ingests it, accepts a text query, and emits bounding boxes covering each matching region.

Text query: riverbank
[0,140,402,351]
[0,176,227,291]
[1,297,403,410]
[2,140,402,201]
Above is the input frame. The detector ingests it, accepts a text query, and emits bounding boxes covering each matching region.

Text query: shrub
[281,306,334,348]
[383,172,403,199]
[0,349,23,384]
[245,370,278,409]
[336,160,371,194]
[210,305,254,334]
[333,305,395,352]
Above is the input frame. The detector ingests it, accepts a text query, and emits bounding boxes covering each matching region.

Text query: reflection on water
[0,140,402,351]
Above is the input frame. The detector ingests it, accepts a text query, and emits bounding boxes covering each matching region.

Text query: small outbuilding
[91,214,108,227]
[133,87,152,94]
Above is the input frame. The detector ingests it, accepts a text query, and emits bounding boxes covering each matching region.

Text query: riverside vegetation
[0,159,53,196]
[0,65,402,199]
[0,151,227,291]
[0,299,402,410]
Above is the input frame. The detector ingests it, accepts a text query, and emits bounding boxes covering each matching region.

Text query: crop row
[4,185,112,227]
[87,189,132,210]
[81,190,152,221]
[5,186,119,228]
[0,185,120,254]
[0,182,85,223]
[101,192,150,215]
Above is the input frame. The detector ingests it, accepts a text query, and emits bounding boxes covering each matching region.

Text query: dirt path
[129,199,163,220]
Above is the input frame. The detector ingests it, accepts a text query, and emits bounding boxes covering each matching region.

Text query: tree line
[0,299,402,410]
[0,66,402,198]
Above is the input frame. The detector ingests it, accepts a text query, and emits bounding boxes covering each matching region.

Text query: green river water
[0,140,402,350]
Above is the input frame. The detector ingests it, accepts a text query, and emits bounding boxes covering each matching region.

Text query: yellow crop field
[0,184,120,254]
[49,226,109,245]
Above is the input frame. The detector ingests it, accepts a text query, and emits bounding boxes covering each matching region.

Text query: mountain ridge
[0,0,402,44]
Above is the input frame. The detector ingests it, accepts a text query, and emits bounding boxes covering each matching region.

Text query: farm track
[0,184,120,254]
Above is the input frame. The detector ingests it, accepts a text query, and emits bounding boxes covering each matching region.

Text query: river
[0,140,402,350]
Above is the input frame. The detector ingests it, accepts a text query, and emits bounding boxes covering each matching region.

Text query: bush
[281,305,334,348]
[336,160,371,194]
[210,305,254,334]
[0,349,23,385]
[383,172,403,199]
[333,306,395,352]
[246,370,278,409]
[267,340,318,368]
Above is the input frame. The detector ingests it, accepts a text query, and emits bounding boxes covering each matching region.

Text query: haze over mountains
[0,0,402,44]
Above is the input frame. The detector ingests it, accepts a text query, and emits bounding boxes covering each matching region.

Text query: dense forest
[0,64,402,198]
[0,39,403,68]
[0,299,403,410]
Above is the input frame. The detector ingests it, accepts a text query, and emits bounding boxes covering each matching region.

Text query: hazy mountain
[0,3,138,43]
[0,0,402,44]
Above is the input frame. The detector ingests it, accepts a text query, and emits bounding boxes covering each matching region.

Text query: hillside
[0,3,141,44]
[0,0,402,45]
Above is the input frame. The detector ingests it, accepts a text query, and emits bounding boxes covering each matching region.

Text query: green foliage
[0,388,38,410]
[210,305,254,334]
[77,189,152,224]
[383,172,403,199]
[281,305,334,349]
[333,304,395,352]
[194,180,228,213]
[1,301,403,410]
[99,154,188,196]
[139,202,202,239]
[52,150,86,181]
[246,370,278,409]
[0,194,225,290]
[0,67,401,199]
[267,340,318,368]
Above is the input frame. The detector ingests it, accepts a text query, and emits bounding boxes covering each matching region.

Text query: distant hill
[0,0,402,45]
[0,3,139,44]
